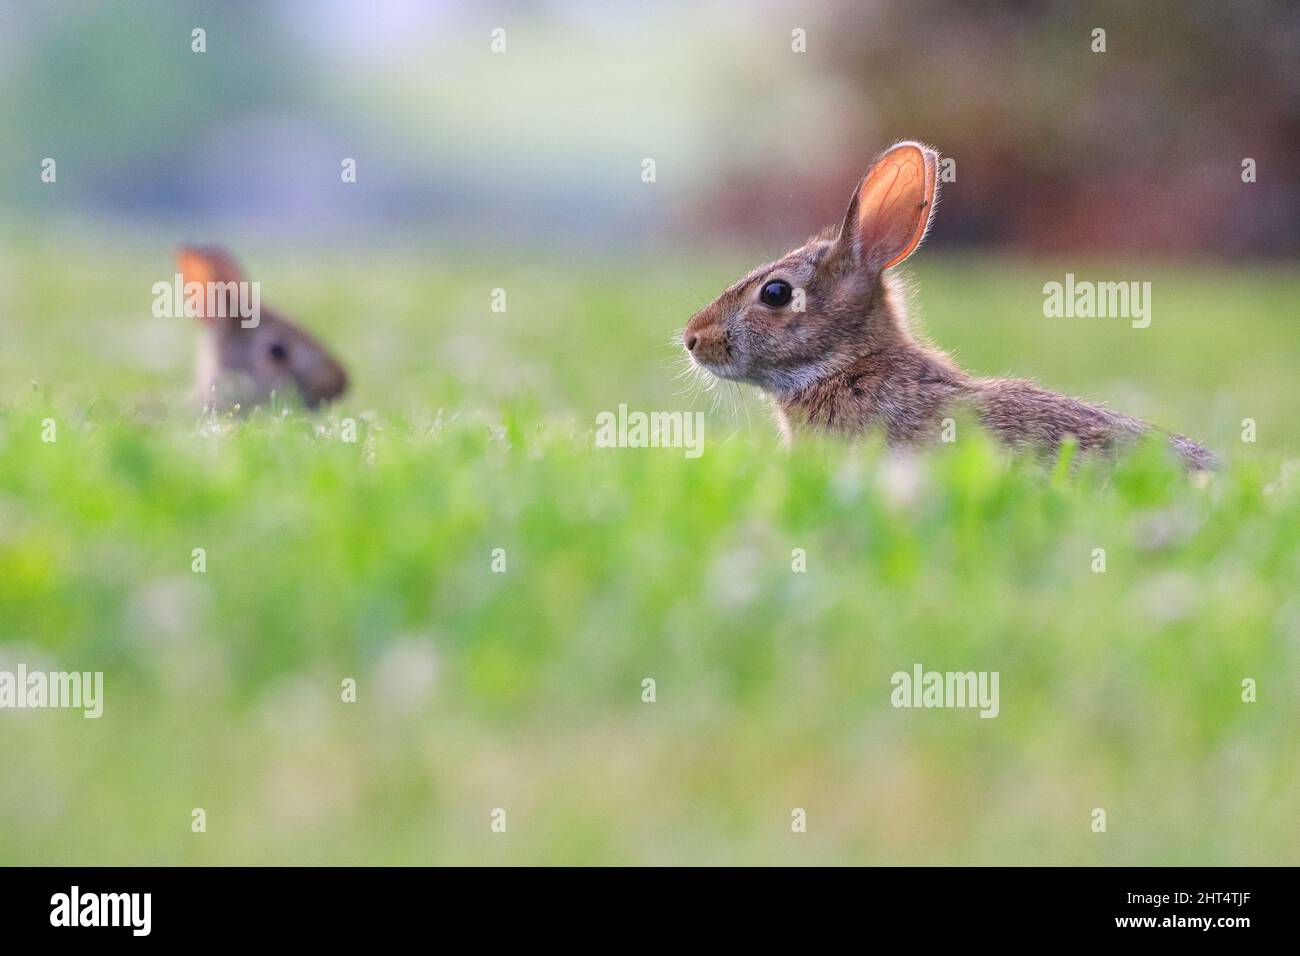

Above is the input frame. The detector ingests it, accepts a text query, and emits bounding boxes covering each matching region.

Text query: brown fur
[178,245,348,411]
[683,142,1216,470]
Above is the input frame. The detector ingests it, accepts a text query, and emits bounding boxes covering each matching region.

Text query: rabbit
[682,141,1217,470]
[176,245,348,411]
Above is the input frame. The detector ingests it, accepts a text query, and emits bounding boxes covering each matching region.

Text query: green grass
[0,236,1297,864]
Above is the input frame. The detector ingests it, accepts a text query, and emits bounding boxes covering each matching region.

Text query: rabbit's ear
[840,142,938,272]
[176,245,246,321]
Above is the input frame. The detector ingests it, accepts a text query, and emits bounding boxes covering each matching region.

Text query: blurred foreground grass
[0,237,1297,864]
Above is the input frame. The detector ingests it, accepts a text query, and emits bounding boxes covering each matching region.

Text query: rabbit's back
[778,353,1217,470]
[974,377,1217,469]
[974,377,1146,455]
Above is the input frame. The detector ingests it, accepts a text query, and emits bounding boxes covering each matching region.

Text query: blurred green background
[1,1,1298,865]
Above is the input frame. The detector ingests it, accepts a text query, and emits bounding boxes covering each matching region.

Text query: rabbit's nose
[684,331,698,351]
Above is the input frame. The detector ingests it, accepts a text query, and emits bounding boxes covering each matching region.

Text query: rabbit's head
[177,245,348,409]
[683,142,939,393]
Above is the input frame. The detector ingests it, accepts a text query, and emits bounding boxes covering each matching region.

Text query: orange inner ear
[176,249,217,290]
[176,246,243,319]
[855,144,937,270]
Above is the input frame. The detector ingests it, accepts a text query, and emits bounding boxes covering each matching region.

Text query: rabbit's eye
[268,342,289,363]
[760,280,793,308]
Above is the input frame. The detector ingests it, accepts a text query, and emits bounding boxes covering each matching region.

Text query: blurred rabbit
[177,245,348,411]
[682,142,1217,470]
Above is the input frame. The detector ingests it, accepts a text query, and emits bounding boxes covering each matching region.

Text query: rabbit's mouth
[684,334,746,382]
[689,354,745,382]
